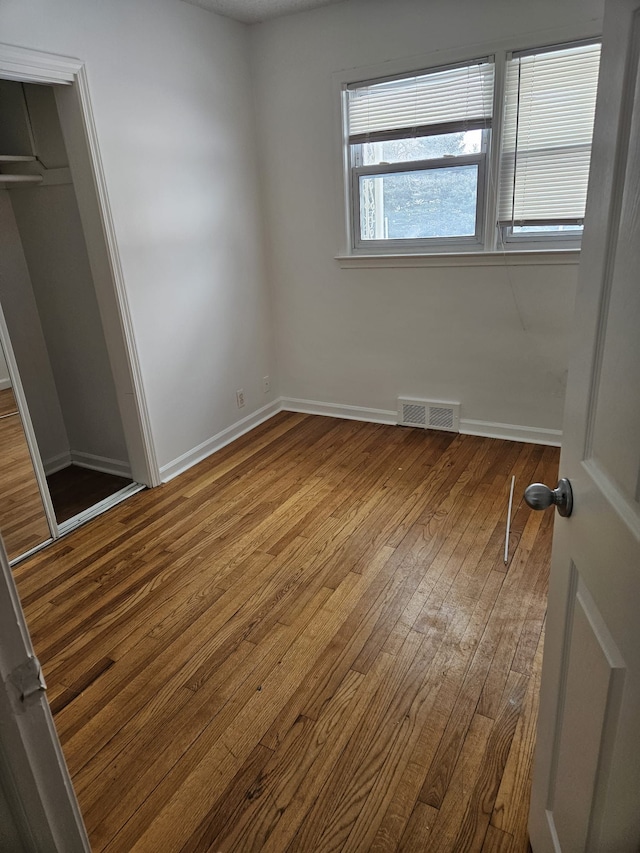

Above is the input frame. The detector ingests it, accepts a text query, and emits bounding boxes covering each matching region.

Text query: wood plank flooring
[0,409,51,560]
[0,386,18,417]
[13,413,559,852]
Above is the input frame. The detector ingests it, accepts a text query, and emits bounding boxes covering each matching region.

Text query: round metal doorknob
[524,478,573,517]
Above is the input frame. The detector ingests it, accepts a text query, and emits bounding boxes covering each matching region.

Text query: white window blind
[347,60,495,141]
[498,41,601,224]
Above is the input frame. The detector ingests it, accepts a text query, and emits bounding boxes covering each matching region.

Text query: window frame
[499,219,586,248]
[496,37,601,251]
[339,33,601,258]
[345,58,494,254]
[351,149,489,252]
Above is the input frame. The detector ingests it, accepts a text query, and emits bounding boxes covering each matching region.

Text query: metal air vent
[398,398,460,433]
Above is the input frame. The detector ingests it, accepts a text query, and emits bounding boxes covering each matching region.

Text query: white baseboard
[281,398,561,445]
[0,378,11,391]
[158,397,562,485]
[280,397,397,425]
[70,451,132,478]
[43,451,71,476]
[460,418,562,446]
[160,399,282,483]
[43,450,132,478]
[280,397,562,447]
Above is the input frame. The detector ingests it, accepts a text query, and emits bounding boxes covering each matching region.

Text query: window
[344,39,601,254]
[498,41,601,242]
[347,59,494,249]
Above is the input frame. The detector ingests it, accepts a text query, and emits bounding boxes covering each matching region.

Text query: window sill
[335,249,581,269]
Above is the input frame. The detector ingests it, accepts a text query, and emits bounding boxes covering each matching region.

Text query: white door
[529,0,640,850]
[0,537,89,851]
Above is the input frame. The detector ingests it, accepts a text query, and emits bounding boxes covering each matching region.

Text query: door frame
[0,41,160,488]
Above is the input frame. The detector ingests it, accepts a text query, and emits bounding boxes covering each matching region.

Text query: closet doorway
[0,49,159,564]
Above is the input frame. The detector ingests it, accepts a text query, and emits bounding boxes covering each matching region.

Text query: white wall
[0,0,276,474]
[251,0,604,437]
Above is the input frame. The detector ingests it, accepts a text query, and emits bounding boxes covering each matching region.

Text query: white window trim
[334,249,581,269]
[333,24,602,262]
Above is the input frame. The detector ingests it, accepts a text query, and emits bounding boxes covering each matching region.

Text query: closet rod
[0,174,42,184]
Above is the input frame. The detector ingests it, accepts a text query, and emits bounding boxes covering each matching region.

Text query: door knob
[524,478,573,517]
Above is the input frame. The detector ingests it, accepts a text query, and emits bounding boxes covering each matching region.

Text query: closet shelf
[0,155,37,163]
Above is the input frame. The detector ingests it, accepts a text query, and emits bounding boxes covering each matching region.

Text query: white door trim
[0,42,160,487]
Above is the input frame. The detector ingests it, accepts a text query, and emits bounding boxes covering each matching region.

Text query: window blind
[347,60,494,141]
[498,41,601,224]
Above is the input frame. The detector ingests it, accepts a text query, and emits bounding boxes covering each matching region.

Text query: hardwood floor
[0,410,51,560]
[0,386,18,417]
[13,413,559,852]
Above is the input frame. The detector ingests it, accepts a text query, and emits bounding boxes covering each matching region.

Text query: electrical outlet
[236,389,245,408]
[263,375,271,394]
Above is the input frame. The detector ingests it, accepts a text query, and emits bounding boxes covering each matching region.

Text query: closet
[0,79,143,564]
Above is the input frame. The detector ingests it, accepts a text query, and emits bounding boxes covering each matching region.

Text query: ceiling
[182,0,349,24]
